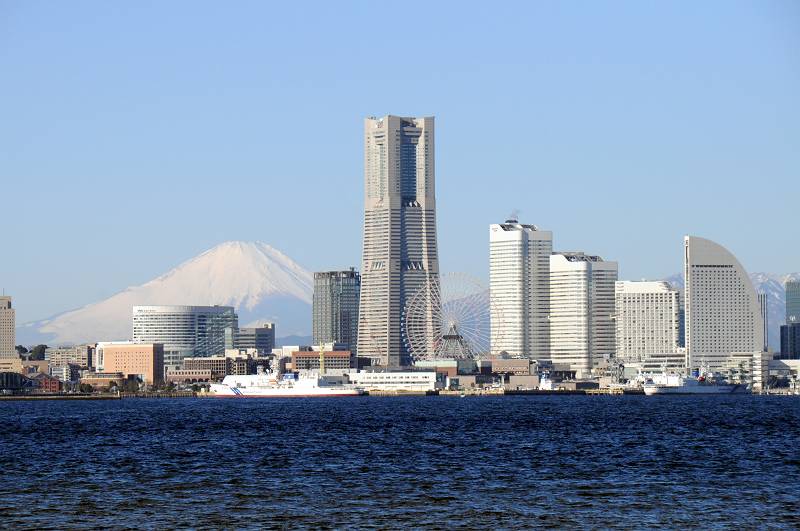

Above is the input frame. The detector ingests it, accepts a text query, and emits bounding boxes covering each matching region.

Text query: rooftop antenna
[506,209,521,223]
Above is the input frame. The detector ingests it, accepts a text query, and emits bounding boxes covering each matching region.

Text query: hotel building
[614,281,681,363]
[684,236,764,371]
[132,305,238,371]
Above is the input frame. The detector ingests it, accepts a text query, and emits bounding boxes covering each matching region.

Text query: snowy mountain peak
[19,241,314,345]
[141,240,313,308]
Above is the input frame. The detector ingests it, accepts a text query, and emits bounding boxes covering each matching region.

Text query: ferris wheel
[402,272,501,361]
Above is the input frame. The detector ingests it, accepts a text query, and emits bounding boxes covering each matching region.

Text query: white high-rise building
[550,253,617,376]
[356,116,439,368]
[489,219,552,359]
[684,236,764,371]
[132,305,238,372]
[0,296,14,358]
[614,281,681,363]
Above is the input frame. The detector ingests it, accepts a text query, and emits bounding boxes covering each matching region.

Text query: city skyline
[2,2,799,324]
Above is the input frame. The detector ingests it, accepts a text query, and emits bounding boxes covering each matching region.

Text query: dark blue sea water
[1,396,799,529]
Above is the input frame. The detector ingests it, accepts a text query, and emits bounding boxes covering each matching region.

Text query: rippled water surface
[1,396,799,528]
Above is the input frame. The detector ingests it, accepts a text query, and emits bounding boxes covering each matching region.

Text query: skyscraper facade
[313,269,361,352]
[758,292,768,351]
[0,296,14,359]
[549,252,618,376]
[233,323,276,353]
[132,305,239,371]
[780,323,800,360]
[356,116,439,368]
[683,236,764,371]
[786,280,800,324]
[614,281,681,363]
[489,219,552,359]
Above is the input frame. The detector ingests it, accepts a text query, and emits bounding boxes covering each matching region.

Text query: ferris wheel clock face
[402,272,503,361]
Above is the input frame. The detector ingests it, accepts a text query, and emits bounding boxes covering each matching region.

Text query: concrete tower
[313,269,361,353]
[489,219,552,359]
[356,115,439,368]
[0,296,14,359]
[549,252,618,377]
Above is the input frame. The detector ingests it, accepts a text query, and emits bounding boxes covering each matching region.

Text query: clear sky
[1,0,798,322]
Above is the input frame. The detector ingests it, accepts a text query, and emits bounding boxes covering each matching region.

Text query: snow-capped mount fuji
[17,241,314,345]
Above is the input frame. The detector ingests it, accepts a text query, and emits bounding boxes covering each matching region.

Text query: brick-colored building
[491,358,532,375]
[32,372,61,393]
[166,369,213,383]
[181,355,264,381]
[80,372,125,389]
[292,350,352,371]
[102,343,164,385]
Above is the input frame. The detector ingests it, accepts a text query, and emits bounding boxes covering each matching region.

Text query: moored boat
[209,368,365,398]
[642,372,746,395]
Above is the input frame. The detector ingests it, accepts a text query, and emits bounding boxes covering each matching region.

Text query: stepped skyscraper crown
[357,115,439,367]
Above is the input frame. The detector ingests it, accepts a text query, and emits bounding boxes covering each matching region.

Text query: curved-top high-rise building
[684,236,764,370]
[356,116,439,368]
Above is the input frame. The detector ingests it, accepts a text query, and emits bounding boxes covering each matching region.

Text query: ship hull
[643,384,745,396]
[209,384,364,398]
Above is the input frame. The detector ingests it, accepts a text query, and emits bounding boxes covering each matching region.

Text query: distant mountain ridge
[663,272,800,350]
[17,241,313,345]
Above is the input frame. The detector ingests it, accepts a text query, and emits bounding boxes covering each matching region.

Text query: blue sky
[1,0,798,322]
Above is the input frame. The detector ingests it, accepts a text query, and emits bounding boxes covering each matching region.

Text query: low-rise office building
[45,345,94,369]
[50,363,81,383]
[490,358,532,375]
[80,372,126,389]
[414,359,477,377]
[292,350,352,372]
[181,352,264,380]
[166,369,213,383]
[101,342,164,385]
[345,371,439,392]
[0,356,23,374]
[183,356,229,379]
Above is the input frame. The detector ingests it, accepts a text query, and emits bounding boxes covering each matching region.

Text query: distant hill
[17,241,313,345]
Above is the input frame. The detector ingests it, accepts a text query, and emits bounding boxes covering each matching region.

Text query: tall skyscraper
[489,219,552,359]
[758,292,768,351]
[313,269,361,352]
[550,252,618,376]
[780,323,800,360]
[356,115,439,368]
[683,236,764,370]
[132,305,238,371]
[0,296,14,359]
[786,280,800,324]
[614,281,681,363]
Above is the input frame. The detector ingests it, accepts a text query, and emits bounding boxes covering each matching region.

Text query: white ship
[209,368,365,398]
[642,372,746,396]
